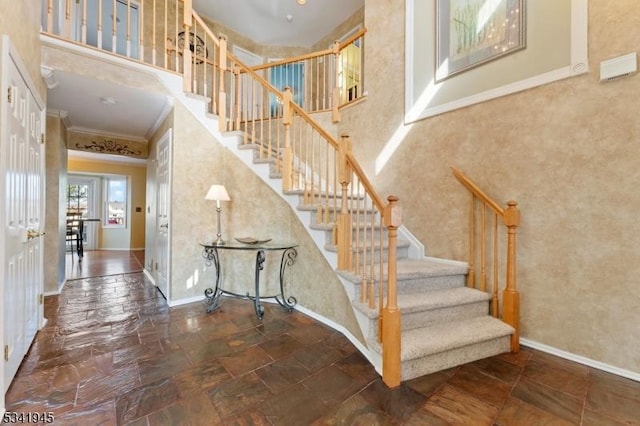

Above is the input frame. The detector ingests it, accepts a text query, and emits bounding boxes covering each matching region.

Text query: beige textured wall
[311,7,364,51]
[336,0,640,373]
[44,116,69,294]
[0,0,46,100]
[168,102,364,342]
[68,158,147,250]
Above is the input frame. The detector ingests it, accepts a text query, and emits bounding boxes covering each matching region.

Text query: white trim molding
[521,338,640,383]
[405,0,589,122]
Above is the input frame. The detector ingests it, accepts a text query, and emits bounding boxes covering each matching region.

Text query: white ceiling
[193,0,364,47]
[47,70,171,141]
[48,0,362,161]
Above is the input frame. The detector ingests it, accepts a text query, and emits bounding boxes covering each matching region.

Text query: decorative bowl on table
[234,237,272,245]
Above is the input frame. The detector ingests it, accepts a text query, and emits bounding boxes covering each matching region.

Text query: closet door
[1,38,45,392]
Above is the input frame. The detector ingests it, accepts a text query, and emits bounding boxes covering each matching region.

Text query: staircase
[177,95,515,381]
[41,0,519,386]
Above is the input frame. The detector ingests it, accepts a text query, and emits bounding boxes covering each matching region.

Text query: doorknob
[26,229,46,240]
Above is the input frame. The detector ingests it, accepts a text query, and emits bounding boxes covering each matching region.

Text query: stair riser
[329,244,410,265]
[349,274,467,298]
[402,302,490,331]
[401,336,511,381]
[357,301,490,339]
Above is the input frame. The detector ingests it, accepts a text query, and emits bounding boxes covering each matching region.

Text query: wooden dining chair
[66,214,83,261]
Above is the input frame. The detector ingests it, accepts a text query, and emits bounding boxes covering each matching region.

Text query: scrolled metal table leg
[254,249,266,319]
[275,247,297,310]
[203,247,221,313]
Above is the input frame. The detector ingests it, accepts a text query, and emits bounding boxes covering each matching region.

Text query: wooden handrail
[191,10,221,48]
[248,27,367,73]
[338,27,367,51]
[289,103,339,150]
[451,166,504,217]
[250,49,334,72]
[346,151,385,211]
[452,166,520,353]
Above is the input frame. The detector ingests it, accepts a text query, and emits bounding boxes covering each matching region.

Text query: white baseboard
[44,290,60,296]
[168,294,205,307]
[143,268,156,285]
[520,338,640,383]
[294,304,375,367]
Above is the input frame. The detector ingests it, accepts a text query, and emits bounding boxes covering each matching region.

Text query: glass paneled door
[67,176,99,250]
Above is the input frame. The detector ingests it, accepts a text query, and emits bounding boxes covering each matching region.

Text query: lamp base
[212,236,226,246]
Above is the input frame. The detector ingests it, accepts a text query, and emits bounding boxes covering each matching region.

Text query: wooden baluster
[139,0,143,60]
[337,134,352,271]
[282,87,294,191]
[81,0,87,44]
[65,0,71,39]
[368,197,376,310]
[234,68,240,130]
[480,204,487,292]
[382,195,401,388]
[126,0,131,57]
[152,0,157,65]
[378,213,384,342]
[218,35,227,131]
[467,195,476,288]
[111,0,116,53]
[47,0,53,34]
[98,0,103,49]
[331,40,340,123]
[182,0,193,92]
[503,200,520,352]
[492,213,499,317]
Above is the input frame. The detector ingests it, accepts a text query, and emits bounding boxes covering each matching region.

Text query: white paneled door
[155,129,171,300]
[1,37,45,393]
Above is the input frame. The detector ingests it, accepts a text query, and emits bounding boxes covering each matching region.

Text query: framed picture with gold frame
[435,0,526,82]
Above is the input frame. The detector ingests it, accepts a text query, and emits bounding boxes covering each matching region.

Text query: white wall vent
[600,52,637,82]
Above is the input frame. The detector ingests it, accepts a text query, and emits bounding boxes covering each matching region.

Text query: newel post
[181,0,193,93]
[382,195,401,388]
[218,35,228,132]
[282,87,294,191]
[502,200,520,352]
[331,40,341,123]
[336,134,353,270]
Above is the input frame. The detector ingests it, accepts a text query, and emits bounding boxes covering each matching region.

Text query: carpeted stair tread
[400,316,513,362]
[397,287,490,314]
[396,258,468,279]
[338,257,467,283]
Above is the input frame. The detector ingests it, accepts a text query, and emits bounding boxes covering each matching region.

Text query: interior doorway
[67,175,99,250]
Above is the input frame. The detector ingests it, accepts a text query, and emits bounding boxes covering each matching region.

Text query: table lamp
[205,184,231,245]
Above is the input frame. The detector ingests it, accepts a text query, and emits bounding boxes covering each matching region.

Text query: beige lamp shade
[204,185,230,202]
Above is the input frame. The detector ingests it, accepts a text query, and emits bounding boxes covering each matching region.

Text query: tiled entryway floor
[5,272,640,425]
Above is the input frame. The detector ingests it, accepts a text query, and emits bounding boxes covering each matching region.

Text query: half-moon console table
[200,241,298,319]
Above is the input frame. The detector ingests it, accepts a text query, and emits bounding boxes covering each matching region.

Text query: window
[66,183,89,217]
[104,176,127,227]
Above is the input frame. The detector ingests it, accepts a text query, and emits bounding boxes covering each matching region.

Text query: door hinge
[7,86,12,103]
[4,345,8,361]
[40,134,45,144]
[39,293,44,304]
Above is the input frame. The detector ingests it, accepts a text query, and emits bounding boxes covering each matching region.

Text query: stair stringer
[151,69,386,371]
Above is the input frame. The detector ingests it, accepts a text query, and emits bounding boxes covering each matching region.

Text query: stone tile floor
[5,272,640,425]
